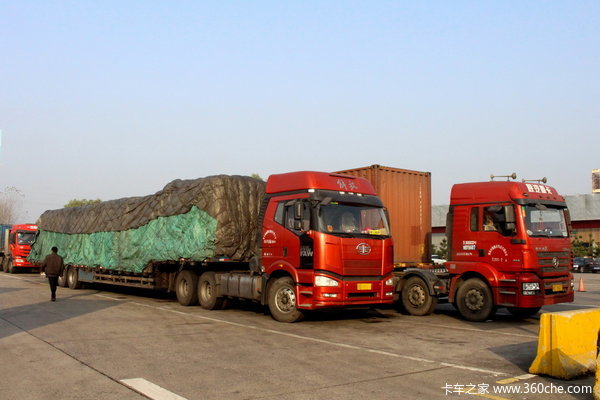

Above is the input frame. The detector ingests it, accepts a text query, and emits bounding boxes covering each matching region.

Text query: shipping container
[335,165,432,265]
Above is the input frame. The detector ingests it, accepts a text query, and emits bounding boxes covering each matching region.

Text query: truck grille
[537,251,570,273]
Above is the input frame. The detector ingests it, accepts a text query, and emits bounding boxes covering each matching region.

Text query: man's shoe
[51,297,56,302]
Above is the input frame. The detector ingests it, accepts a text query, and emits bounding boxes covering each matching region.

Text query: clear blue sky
[1,1,598,222]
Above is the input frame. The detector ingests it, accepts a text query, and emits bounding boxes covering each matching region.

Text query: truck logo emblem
[356,243,371,255]
[552,257,559,268]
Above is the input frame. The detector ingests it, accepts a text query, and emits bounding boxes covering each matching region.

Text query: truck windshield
[318,203,390,237]
[523,205,568,238]
[17,232,36,245]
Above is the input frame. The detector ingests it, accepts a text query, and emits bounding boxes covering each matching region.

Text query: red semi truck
[29,171,394,322]
[336,165,574,321]
[0,224,38,273]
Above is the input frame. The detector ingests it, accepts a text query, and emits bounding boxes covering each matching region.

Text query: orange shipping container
[334,165,432,265]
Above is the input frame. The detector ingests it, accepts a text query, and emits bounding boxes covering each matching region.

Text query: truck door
[262,198,312,278]
[477,205,519,271]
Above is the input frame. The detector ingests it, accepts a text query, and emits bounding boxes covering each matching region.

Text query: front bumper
[296,278,395,310]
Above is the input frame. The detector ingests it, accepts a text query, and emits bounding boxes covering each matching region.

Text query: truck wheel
[455,278,494,322]
[267,277,304,323]
[175,270,199,306]
[198,271,225,310]
[67,267,82,289]
[58,273,68,288]
[7,260,15,274]
[506,306,541,318]
[401,276,438,316]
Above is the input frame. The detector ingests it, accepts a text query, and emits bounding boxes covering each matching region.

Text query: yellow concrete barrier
[529,308,600,379]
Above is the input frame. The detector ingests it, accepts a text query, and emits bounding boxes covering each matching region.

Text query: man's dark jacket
[42,253,65,277]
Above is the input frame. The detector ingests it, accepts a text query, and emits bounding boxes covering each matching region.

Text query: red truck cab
[261,172,395,321]
[1,224,38,273]
[446,181,574,320]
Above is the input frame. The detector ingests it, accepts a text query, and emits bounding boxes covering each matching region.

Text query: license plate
[552,284,563,292]
[357,283,372,291]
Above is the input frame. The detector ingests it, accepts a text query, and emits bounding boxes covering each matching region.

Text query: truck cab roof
[450,181,565,206]
[266,171,377,195]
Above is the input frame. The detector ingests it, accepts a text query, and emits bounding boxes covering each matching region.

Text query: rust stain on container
[335,164,432,264]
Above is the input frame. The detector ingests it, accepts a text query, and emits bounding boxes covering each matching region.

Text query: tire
[267,277,304,323]
[7,260,15,274]
[67,267,82,289]
[58,273,68,288]
[401,276,438,316]
[175,270,199,306]
[506,306,541,318]
[455,278,495,322]
[198,271,225,310]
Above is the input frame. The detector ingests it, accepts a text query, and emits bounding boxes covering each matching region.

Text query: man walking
[42,246,65,301]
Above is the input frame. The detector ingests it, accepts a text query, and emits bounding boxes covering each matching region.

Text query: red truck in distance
[1,224,38,273]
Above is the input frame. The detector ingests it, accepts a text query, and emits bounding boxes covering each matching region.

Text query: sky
[1,1,599,223]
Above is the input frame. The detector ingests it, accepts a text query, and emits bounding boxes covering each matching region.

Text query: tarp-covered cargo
[29,175,266,272]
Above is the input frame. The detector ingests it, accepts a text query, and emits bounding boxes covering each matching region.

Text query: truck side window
[284,203,310,232]
[470,207,479,232]
[274,202,285,225]
[483,206,515,236]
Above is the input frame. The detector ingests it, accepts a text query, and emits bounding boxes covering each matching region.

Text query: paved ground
[0,271,597,400]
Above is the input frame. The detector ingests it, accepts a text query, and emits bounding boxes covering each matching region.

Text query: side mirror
[504,206,515,223]
[294,220,303,231]
[294,202,303,220]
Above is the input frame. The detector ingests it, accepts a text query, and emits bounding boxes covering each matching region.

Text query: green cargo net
[29,206,217,273]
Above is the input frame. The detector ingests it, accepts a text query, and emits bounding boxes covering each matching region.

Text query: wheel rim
[465,288,484,311]
[179,279,189,297]
[275,286,296,314]
[407,284,426,307]
[200,281,212,301]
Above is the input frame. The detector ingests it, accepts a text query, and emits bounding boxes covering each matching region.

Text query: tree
[64,199,102,208]
[432,238,448,259]
[571,232,599,257]
[250,173,264,181]
[0,187,24,224]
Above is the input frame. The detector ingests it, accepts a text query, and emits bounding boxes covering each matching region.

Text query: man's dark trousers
[48,276,59,301]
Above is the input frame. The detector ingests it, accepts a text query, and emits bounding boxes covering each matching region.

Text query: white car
[431,254,447,265]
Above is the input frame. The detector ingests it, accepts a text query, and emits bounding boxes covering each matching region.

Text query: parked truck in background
[1,224,38,273]
[336,165,574,321]
[29,172,394,322]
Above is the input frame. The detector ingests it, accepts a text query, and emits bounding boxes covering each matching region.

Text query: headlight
[315,276,339,287]
[522,282,540,291]
[385,277,394,286]
[522,282,540,295]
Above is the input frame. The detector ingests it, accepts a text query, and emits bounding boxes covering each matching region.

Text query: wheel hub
[408,285,426,306]
[275,287,296,313]
[465,289,484,311]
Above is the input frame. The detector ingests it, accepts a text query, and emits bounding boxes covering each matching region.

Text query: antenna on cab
[490,173,517,181]
[522,177,548,184]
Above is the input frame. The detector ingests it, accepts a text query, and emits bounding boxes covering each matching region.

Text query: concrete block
[529,309,600,379]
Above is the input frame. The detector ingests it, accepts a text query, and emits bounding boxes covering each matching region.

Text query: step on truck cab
[1,224,38,273]
[260,172,395,322]
[444,179,574,321]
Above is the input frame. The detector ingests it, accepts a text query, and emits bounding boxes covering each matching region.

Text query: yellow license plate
[357,283,372,291]
[552,284,563,292]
